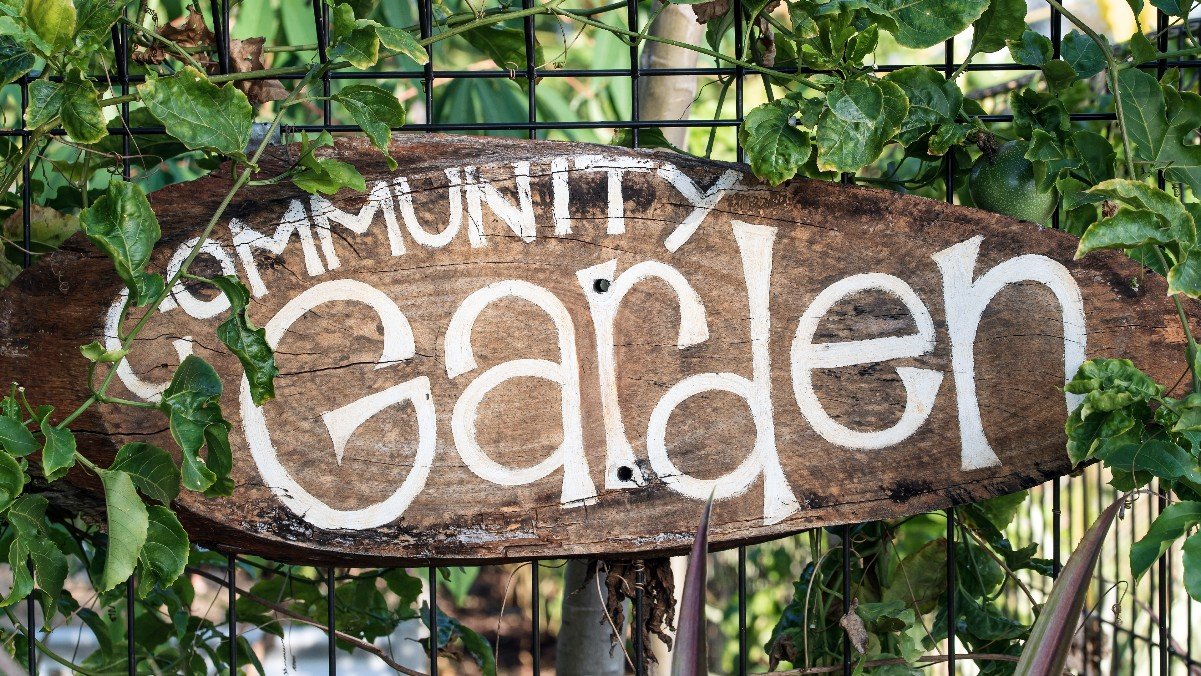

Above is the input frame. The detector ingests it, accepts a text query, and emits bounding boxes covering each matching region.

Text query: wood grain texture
[0,134,1188,565]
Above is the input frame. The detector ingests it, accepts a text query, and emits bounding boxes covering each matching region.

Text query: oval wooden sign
[1,134,1192,564]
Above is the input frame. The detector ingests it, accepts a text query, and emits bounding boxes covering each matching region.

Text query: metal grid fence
[3,0,1200,673]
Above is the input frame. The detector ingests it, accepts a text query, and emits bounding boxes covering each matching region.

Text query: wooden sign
[1,135,1193,564]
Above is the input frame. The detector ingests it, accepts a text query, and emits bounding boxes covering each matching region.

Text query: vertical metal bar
[313,0,332,122]
[1157,11,1171,673]
[522,0,537,140]
[531,561,541,674]
[946,508,956,674]
[420,0,434,121]
[841,524,852,676]
[113,10,137,672]
[738,547,748,676]
[943,35,957,676]
[1053,478,1062,578]
[733,0,744,162]
[634,561,646,676]
[17,50,33,672]
[228,554,238,673]
[327,566,336,675]
[626,0,639,146]
[209,0,231,75]
[428,566,439,676]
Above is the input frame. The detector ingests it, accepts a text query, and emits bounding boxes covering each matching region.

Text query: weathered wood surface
[0,134,1190,565]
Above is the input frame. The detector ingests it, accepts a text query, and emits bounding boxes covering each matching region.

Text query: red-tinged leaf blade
[1015,496,1125,676]
[672,495,713,676]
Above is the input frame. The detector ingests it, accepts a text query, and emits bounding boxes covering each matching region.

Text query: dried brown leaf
[132,10,215,65]
[217,37,289,104]
[693,0,730,24]
[839,598,868,655]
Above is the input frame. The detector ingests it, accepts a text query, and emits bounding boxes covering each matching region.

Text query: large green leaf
[1184,531,1201,601]
[815,76,908,172]
[39,417,75,481]
[1118,67,1201,195]
[1077,179,1195,258]
[1062,30,1105,79]
[1131,501,1201,580]
[79,180,163,305]
[210,275,277,406]
[1007,28,1051,66]
[0,37,33,86]
[376,25,427,65]
[291,131,366,195]
[883,66,962,147]
[136,505,188,596]
[159,355,233,496]
[330,2,379,68]
[967,0,1026,57]
[0,450,23,511]
[25,78,64,129]
[136,66,253,157]
[332,84,405,161]
[740,98,811,186]
[97,468,149,591]
[59,69,106,144]
[0,416,37,457]
[109,442,180,504]
[863,0,988,49]
[72,0,121,49]
[21,0,74,52]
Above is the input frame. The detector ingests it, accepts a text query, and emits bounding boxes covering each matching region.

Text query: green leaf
[136,505,188,595]
[1118,67,1201,196]
[332,84,405,162]
[97,468,149,591]
[1006,29,1051,67]
[210,275,277,406]
[1065,358,1164,416]
[25,78,63,130]
[79,340,127,363]
[461,25,531,71]
[21,0,74,52]
[1042,59,1078,93]
[974,490,1028,531]
[1077,207,1175,257]
[883,66,962,147]
[0,37,33,86]
[966,0,1026,57]
[1169,246,1201,298]
[1062,30,1105,79]
[0,416,37,457]
[882,538,947,614]
[861,0,988,49]
[79,180,163,305]
[815,76,908,173]
[1152,0,1190,17]
[1183,531,1201,601]
[740,98,811,186]
[72,0,121,49]
[1131,501,1201,580]
[330,3,379,68]
[375,25,428,65]
[59,69,106,144]
[1129,31,1158,65]
[0,450,24,511]
[109,442,180,504]
[424,602,497,676]
[1095,433,1201,483]
[39,417,74,482]
[292,131,367,195]
[159,355,232,496]
[136,66,253,157]
[610,127,680,151]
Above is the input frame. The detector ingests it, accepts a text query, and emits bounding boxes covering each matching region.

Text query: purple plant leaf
[1015,495,1125,676]
[671,495,713,676]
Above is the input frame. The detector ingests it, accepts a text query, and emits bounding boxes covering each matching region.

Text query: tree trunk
[638,1,704,150]
[555,559,626,675]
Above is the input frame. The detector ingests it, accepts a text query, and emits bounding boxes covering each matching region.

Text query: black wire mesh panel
[5,0,1200,673]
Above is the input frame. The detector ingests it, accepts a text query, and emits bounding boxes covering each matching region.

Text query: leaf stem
[1043,0,1136,177]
